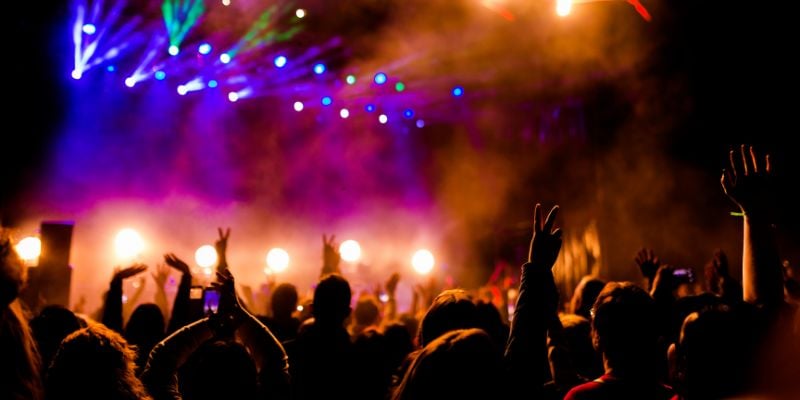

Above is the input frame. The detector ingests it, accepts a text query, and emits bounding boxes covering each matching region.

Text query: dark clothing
[565,374,674,400]
[258,316,301,343]
[284,321,354,400]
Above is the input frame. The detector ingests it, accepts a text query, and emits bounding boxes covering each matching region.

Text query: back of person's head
[591,282,659,375]
[571,276,606,320]
[312,274,352,326]
[271,283,299,319]
[45,322,151,400]
[125,303,165,348]
[383,322,414,369]
[353,294,380,327]
[672,306,747,399]
[180,340,258,400]
[418,289,479,347]
[351,328,392,400]
[392,328,503,400]
[30,305,82,372]
[559,313,603,379]
[474,300,509,351]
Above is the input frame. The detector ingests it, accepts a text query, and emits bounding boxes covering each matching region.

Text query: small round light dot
[379,114,388,124]
[346,75,356,85]
[294,101,304,112]
[340,108,350,118]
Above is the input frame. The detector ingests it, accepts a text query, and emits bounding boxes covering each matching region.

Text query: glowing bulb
[452,86,464,97]
[294,101,304,111]
[556,0,572,17]
[177,85,188,95]
[154,70,166,80]
[207,79,218,88]
[125,77,136,88]
[321,96,332,106]
[15,237,41,263]
[313,63,326,75]
[168,45,180,56]
[339,240,361,263]
[365,104,375,112]
[274,55,287,68]
[114,228,144,260]
[379,293,390,303]
[82,24,97,35]
[71,69,82,80]
[220,53,231,64]
[416,119,425,128]
[195,245,218,268]
[378,114,388,124]
[339,108,350,119]
[412,249,435,275]
[295,8,306,18]
[374,72,387,85]
[228,92,239,102]
[198,43,212,55]
[266,248,290,273]
[395,82,405,92]
[106,65,116,72]
[222,0,231,6]
[346,75,356,85]
[403,109,414,118]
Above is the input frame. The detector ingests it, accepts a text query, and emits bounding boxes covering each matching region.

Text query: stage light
[296,305,304,312]
[194,245,218,268]
[313,63,326,75]
[228,92,239,102]
[346,75,356,85]
[395,82,405,92]
[379,114,388,124]
[106,65,116,72]
[154,70,166,80]
[412,249,435,275]
[220,53,231,64]
[365,104,375,112]
[374,72,387,85]
[198,43,212,55]
[125,77,136,88]
[168,45,180,56]
[114,228,144,260]
[274,55,287,68]
[321,96,332,106]
[339,240,361,263]
[16,237,41,264]
[556,0,572,17]
[177,85,188,95]
[294,101,304,111]
[296,9,306,18]
[202,267,213,276]
[82,24,96,35]
[207,79,218,88]
[416,119,425,128]
[340,108,350,119]
[222,0,231,5]
[452,86,464,97]
[403,109,414,118]
[266,248,290,273]
[71,69,82,80]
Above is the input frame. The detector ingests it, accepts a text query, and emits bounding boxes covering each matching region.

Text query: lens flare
[412,249,435,275]
[339,240,361,262]
[194,245,218,268]
[267,248,290,273]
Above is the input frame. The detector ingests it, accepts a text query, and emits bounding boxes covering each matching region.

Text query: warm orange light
[556,0,572,17]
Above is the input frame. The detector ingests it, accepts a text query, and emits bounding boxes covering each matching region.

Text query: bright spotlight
[198,43,212,55]
[154,70,166,80]
[222,0,231,6]
[416,119,425,128]
[266,248,290,273]
[274,55,288,68]
[294,101,304,111]
[556,0,572,17]
[15,237,41,264]
[452,86,464,97]
[194,245,218,268]
[168,45,180,56]
[313,63,326,75]
[115,228,144,260]
[295,8,306,18]
[378,114,388,124]
[321,96,332,106]
[346,75,356,85]
[339,108,350,119]
[228,92,239,102]
[82,23,97,35]
[339,240,361,262]
[125,77,136,88]
[220,53,231,64]
[71,69,82,80]
[412,249,435,275]
[177,85,188,95]
[374,72,387,85]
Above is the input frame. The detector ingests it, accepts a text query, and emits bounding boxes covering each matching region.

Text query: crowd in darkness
[3,145,800,399]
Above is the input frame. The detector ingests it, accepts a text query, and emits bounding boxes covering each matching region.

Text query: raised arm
[101,263,148,333]
[505,204,563,395]
[164,253,194,334]
[721,145,782,308]
[152,263,171,318]
[320,234,341,277]
[215,228,231,273]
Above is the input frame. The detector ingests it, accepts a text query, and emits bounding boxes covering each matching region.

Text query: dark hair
[271,283,299,318]
[418,289,479,347]
[30,305,82,373]
[180,341,258,400]
[571,276,606,320]
[353,294,380,327]
[124,303,165,370]
[312,274,352,326]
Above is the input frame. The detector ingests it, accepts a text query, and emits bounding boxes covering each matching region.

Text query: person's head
[392,328,503,400]
[30,305,82,372]
[125,303,165,347]
[474,300,509,351]
[571,276,606,320]
[312,273,352,327]
[591,282,659,376]
[270,283,299,319]
[383,322,414,368]
[418,289,479,347]
[558,313,603,380]
[180,341,258,400]
[352,294,380,328]
[45,322,151,400]
[669,306,747,399]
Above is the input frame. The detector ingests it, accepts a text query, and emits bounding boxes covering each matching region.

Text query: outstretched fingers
[543,205,560,234]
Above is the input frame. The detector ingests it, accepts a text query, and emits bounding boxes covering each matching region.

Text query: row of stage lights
[14,229,437,277]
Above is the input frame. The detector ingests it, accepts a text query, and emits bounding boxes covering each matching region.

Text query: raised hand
[650,264,675,299]
[215,227,231,271]
[152,262,170,288]
[528,204,562,269]
[321,234,341,275]
[721,145,772,216]
[113,263,148,281]
[635,248,660,282]
[385,272,400,298]
[164,253,191,275]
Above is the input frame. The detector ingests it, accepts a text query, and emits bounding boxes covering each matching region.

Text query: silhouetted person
[30,305,83,374]
[259,283,301,342]
[571,276,606,321]
[351,327,393,400]
[349,293,380,338]
[125,303,166,371]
